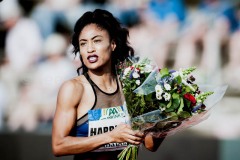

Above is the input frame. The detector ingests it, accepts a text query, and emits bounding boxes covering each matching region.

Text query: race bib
[88,105,130,152]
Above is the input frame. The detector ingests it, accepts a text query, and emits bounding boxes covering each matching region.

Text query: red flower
[184,93,196,107]
[135,68,140,72]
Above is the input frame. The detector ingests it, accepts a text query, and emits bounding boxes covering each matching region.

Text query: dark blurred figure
[18,0,39,16]
[174,0,238,84]
[129,0,186,68]
[0,0,43,130]
[7,33,76,131]
[148,0,186,23]
[223,1,240,93]
[30,0,78,39]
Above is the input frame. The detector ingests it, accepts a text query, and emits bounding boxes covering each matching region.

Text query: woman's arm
[52,80,143,156]
[143,133,165,152]
[52,80,116,156]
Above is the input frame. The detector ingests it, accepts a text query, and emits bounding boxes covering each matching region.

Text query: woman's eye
[94,39,101,43]
[80,43,86,47]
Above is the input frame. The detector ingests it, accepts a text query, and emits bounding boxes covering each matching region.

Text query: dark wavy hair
[71,9,134,75]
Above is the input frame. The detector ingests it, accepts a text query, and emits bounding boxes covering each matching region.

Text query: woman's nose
[87,43,95,53]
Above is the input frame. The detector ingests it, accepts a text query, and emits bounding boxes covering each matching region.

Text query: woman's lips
[87,55,98,63]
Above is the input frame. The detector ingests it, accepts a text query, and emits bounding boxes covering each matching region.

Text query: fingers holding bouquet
[108,123,144,145]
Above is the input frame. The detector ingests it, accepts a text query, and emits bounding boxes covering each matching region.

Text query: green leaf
[184,99,191,108]
[172,98,180,109]
[160,68,169,77]
[185,86,192,93]
[175,75,182,84]
[145,93,153,101]
[166,112,178,119]
[165,107,175,112]
[177,97,184,114]
[131,82,136,89]
[159,103,167,111]
[178,111,191,119]
[166,99,172,108]
[172,93,179,99]
[167,112,177,117]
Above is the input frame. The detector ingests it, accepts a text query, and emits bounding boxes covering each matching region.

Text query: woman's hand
[143,132,166,152]
[107,123,144,145]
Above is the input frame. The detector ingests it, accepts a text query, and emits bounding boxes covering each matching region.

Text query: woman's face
[78,23,116,72]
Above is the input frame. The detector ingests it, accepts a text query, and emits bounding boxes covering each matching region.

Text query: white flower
[164,83,171,91]
[156,93,162,100]
[144,65,153,73]
[163,93,171,101]
[124,67,132,76]
[160,107,165,111]
[155,84,163,94]
[136,80,141,85]
[132,71,140,78]
[182,79,195,91]
[172,69,186,79]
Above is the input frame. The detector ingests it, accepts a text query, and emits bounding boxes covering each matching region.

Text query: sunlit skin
[52,24,144,157]
[79,24,115,73]
[78,24,117,91]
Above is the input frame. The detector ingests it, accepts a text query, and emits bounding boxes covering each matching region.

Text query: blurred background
[0,0,240,159]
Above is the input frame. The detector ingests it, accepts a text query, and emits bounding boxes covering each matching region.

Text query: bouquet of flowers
[117,57,227,160]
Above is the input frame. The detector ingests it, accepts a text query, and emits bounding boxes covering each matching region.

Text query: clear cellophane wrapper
[130,84,228,138]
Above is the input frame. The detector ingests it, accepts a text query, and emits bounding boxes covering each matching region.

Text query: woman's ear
[111,40,116,51]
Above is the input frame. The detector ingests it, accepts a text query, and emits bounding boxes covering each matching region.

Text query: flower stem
[118,145,139,160]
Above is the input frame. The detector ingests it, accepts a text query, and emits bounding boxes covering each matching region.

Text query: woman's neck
[87,70,117,89]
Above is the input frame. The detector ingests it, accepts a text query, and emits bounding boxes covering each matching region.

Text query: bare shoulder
[59,76,84,92]
[57,75,87,107]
